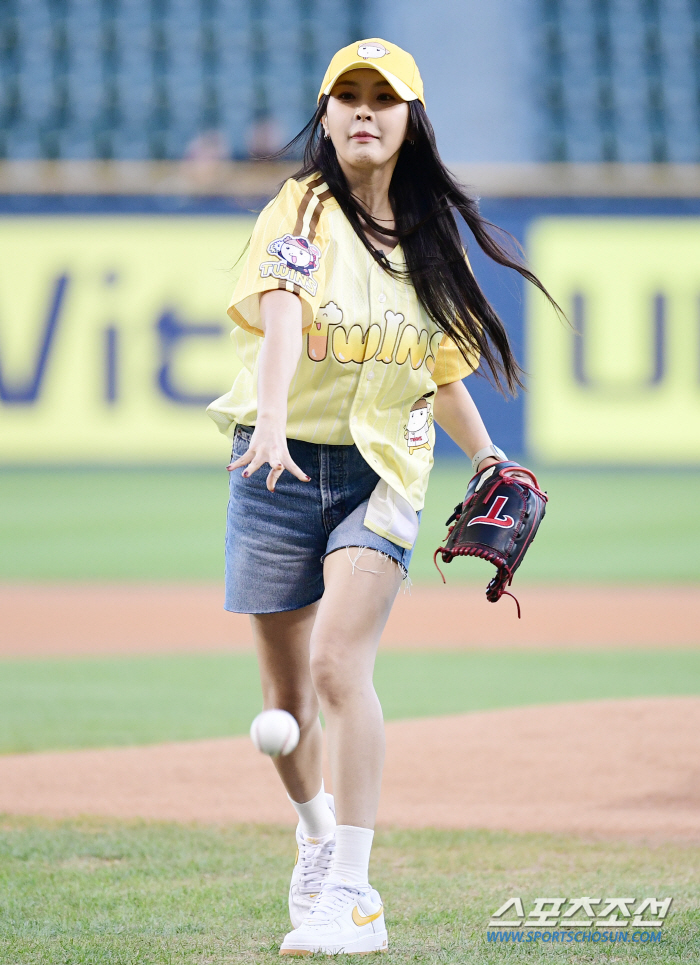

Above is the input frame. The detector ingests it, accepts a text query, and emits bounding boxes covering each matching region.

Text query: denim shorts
[224,425,417,614]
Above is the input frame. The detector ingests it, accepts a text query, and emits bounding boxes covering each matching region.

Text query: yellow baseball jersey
[207,174,477,533]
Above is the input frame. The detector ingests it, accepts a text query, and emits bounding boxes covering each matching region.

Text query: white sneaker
[280,878,388,956]
[288,793,336,928]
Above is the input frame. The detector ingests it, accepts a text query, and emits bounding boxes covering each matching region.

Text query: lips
[352,131,378,140]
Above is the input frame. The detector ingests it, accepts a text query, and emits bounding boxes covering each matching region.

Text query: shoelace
[297,836,336,894]
[307,882,369,924]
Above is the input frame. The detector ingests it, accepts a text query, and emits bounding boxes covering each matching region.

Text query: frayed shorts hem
[223,595,323,616]
[321,543,409,580]
[224,545,408,615]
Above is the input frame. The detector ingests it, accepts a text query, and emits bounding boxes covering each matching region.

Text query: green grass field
[0,818,697,964]
[1,649,699,754]
[1,466,699,582]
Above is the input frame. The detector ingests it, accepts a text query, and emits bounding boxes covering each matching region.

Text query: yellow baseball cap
[318,38,425,107]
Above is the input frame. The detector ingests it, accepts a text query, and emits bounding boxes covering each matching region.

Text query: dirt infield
[1,583,699,656]
[2,583,698,841]
[0,697,698,842]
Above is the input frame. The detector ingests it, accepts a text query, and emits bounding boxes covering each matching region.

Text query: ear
[321,115,329,138]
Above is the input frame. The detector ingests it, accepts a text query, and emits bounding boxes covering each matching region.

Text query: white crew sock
[331,825,374,886]
[289,782,336,838]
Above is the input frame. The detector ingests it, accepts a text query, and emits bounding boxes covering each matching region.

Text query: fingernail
[242,471,249,478]
[305,475,311,481]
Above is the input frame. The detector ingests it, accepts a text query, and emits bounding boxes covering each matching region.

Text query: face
[280,241,311,267]
[408,408,427,430]
[357,42,388,59]
[322,68,410,172]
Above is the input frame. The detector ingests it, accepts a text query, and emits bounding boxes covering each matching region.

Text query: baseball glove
[433,461,548,617]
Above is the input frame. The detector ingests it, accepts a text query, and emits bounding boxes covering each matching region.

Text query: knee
[309,647,355,710]
[261,686,319,735]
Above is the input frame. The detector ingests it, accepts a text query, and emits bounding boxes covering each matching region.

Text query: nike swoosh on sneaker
[351,904,383,927]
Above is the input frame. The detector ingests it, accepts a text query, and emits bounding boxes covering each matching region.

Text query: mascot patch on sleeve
[259,234,322,295]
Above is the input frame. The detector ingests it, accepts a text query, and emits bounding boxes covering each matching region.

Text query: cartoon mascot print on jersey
[267,235,321,276]
[405,397,433,454]
[308,300,343,362]
[259,234,323,296]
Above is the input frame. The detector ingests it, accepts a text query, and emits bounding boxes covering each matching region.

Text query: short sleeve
[432,334,480,385]
[227,177,331,336]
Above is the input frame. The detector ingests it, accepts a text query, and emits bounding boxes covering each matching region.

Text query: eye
[377,92,397,103]
[336,90,355,101]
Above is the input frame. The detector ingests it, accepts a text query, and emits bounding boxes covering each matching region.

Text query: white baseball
[249,709,300,757]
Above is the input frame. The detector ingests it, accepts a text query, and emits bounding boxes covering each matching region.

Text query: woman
[208,38,558,956]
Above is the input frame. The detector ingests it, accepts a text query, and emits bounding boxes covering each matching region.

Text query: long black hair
[276,94,561,395]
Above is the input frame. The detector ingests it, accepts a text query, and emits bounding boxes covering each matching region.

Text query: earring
[408,138,415,144]
[323,131,330,140]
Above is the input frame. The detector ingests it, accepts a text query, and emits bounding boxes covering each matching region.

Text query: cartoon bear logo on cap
[267,235,321,277]
[357,42,388,59]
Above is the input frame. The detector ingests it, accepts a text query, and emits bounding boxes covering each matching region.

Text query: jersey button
[378,293,386,303]
[366,371,375,381]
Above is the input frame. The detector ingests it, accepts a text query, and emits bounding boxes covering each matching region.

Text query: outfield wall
[2,190,700,466]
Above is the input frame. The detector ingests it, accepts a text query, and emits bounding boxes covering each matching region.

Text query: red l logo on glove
[467,495,515,529]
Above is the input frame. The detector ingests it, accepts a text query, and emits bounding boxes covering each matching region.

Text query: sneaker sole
[280,930,388,955]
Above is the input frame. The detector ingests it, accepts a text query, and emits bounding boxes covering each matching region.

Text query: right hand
[227,421,311,493]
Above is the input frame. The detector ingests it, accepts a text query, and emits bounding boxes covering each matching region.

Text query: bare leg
[309,548,403,828]
[250,602,323,804]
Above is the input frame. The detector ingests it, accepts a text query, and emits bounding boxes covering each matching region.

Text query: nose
[354,107,373,122]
